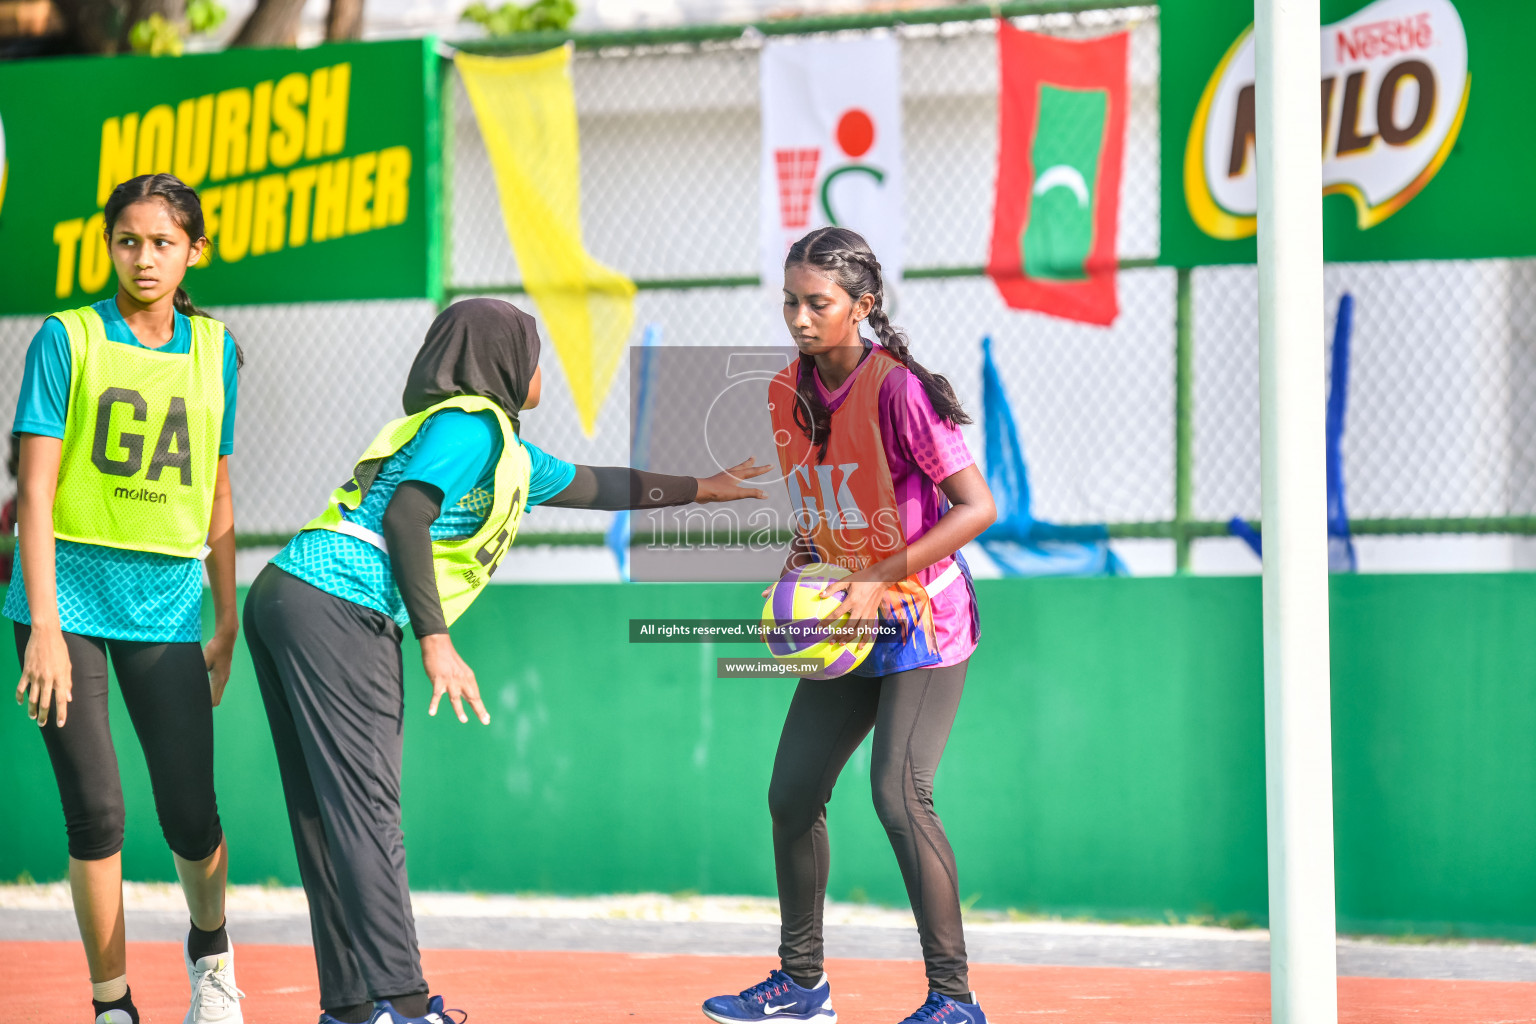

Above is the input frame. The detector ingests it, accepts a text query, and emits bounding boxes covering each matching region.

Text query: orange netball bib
[769,349,946,674]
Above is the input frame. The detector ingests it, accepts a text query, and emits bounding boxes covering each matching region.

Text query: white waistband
[331,519,390,553]
[924,559,962,599]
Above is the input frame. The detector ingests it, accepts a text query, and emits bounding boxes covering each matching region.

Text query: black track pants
[16,624,223,863]
[769,661,971,999]
[244,564,427,1009]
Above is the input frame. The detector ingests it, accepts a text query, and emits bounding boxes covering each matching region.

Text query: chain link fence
[451,4,1536,571]
[449,6,1172,543]
[1,3,1531,572]
[1195,260,1536,530]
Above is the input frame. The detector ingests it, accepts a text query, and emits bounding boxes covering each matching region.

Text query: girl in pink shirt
[702,227,997,1024]
[810,350,982,668]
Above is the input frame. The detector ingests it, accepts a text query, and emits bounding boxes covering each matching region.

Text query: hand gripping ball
[761,562,874,680]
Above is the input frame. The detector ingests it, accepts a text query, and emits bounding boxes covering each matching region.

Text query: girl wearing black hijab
[243,299,768,1024]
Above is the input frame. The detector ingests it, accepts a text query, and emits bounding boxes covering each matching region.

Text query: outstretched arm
[541,458,770,511]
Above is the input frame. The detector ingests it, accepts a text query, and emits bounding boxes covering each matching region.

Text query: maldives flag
[987,23,1128,326]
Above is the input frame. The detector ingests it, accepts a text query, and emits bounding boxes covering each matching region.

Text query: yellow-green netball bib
[51,305,225,559]
[303,395,531,626]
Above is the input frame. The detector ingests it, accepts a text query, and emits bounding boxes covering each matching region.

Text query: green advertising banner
[1161,0,1536,266]
[0,39,439,314]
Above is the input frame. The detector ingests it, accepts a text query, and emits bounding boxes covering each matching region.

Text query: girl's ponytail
[847,250,970,429]
[792,352,834,463]
[173,286,201,319]
[172,283,243,369]
[784,227,971,463]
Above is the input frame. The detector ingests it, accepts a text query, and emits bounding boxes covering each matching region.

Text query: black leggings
[16,624,222,862]
[770,661,970,999]
[244,565,426,1010]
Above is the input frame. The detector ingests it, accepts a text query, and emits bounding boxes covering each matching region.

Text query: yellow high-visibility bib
[52,305,225,559]
[302,396,531,627]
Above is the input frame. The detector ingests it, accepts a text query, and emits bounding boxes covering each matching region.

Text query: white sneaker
[95,1011,135,1024]
[183,937,246,1024]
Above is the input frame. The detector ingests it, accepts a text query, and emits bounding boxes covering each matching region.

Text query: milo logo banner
[0,39,437,314]
[1161,0,1536,265]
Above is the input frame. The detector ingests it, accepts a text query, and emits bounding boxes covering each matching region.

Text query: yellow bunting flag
[455,48,635,435]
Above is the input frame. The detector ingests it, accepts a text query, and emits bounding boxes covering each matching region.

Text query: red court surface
[6,941,1536,1024]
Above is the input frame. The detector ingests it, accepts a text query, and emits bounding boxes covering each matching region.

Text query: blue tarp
[977,336,1127,577]
[1325,294,1358,573]
[1228,292,1357,573]
[607,324,662,580]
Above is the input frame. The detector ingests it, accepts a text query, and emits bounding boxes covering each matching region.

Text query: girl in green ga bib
[10,174,245,1024]
[243,298,770,1024]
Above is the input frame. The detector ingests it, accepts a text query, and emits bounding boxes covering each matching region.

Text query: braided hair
[786,226,970,462]
[104,173,242,367]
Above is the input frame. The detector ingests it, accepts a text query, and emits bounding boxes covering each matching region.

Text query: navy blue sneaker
[702,970,835,1024]
[899,993,986,1024]
[370,996,466,1024]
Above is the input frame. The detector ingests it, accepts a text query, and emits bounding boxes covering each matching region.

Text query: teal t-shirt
[13,297,240,452]
[4,298,241,643]
[273,409,575,629]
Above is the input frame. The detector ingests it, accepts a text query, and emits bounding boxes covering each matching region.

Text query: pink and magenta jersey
[808,346,980,668]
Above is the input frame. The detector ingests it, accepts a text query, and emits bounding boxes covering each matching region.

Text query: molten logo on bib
[1185,0,1469,239]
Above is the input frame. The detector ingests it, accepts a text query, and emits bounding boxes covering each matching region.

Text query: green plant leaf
[128,13,184,56]
[461,0,576,36]
[187,0,228,35]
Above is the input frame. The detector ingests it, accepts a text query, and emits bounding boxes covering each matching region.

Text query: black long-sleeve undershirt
[381,480,448,638]
[380,467,699,640]
[541,465,698,510]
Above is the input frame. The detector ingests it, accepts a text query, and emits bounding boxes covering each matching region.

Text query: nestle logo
[1337,13,1432,63]
[112,486,168,504]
